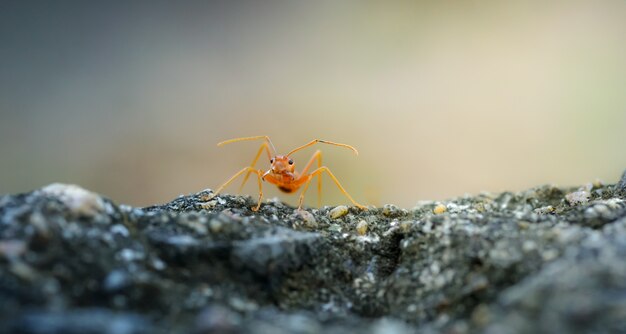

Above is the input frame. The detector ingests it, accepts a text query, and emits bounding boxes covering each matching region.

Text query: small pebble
[110,224,129,237]
[329,205,349,219]
[29,212,50,237]
[10,261,37,281]
[522,240,537,252]
[565,190,590,206]
[328,224,342,233]
[178,219,208,235]
[471,304,491,327]
[433,204,447,214]
[0,240,27,259]
[199,200,217,210]
[229,297,258,312]
[151,257,166,271]
[39,183,105,217]
[534,206,555,214]
[542,249,559,261]
[400,220,414,233]
[382,204,401,217]
[592,179,604,188]
[474,202,486,213]
[195,305,242,333]
[209,219,223,233]
[103,270,129,292]
[356,220,368,235]
[118,248,144,262]
[294,210,317,228]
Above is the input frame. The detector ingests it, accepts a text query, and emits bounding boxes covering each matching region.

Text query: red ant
[206,136,367,211]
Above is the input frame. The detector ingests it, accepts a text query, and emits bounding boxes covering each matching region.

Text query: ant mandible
[207,135,367,211]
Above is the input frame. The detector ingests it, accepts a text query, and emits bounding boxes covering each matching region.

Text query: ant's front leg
[239,142,272,192]
[299,150,323,207]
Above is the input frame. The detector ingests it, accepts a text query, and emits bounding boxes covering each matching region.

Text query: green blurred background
[1,1,625,208]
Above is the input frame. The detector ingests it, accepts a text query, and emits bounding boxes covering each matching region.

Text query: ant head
[270,155,294,174]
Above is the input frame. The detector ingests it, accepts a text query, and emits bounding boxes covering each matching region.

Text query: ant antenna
[286,139,358,157]
[217,136,277,154]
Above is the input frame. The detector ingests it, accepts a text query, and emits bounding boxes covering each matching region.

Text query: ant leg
[299,150,323,207]
[251,169,264,211]
[208,166,264,211]
[239,142,272,192]
[317,153,322,207]
[298,167,367,210]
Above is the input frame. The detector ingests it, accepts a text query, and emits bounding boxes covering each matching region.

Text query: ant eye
[270,158,274,163]
[288,159,293,165]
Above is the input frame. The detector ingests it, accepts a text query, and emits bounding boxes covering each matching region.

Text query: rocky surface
[1,175,626,334]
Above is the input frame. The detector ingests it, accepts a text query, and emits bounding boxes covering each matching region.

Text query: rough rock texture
[1,175,626,333]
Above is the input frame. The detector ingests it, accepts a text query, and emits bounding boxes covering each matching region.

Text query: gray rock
[1,178,626,333]
[230,228,321,277]
[484,218,626,333]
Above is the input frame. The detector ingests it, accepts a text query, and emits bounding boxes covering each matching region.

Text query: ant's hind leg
[208,167,264,211]
[299,167,367,210]
[299,150,323,207]
[208,166,250,199]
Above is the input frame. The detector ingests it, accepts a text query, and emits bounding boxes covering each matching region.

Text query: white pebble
[329,205,349,219]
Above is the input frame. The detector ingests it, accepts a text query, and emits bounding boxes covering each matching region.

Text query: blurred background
[1,1,625,208]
